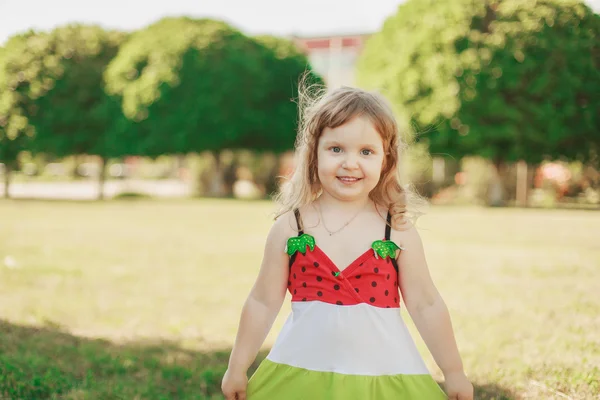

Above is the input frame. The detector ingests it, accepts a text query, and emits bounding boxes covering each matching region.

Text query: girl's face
[317,115,385,202]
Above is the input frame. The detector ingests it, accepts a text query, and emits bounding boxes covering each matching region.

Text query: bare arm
[226,215,291,375]
[394,226,465,376]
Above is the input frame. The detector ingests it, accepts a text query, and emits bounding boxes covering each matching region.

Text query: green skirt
[247,359,447,400]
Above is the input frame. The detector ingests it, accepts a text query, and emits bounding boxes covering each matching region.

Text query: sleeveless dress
[246,210,447,400]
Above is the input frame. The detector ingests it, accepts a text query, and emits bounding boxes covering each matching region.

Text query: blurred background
[0,0,599,399]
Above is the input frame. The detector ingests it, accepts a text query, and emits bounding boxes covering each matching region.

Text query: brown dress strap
[386,211,399,274]
[289,209,304,269]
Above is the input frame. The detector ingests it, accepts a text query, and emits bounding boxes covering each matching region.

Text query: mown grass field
[0,199,598,399]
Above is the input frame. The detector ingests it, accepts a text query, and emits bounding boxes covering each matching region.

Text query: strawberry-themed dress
[246,209,447,399]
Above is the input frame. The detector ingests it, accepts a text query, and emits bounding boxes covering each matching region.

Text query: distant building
[291,32,372,89]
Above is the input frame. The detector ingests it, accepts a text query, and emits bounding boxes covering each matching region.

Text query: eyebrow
[321,140,377,148]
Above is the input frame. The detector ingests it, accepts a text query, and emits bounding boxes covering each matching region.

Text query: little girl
[222,85,473,400]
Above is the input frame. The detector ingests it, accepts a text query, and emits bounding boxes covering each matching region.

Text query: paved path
[0,179,193,200]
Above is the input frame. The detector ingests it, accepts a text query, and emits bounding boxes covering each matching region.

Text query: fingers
[222,390,246,400]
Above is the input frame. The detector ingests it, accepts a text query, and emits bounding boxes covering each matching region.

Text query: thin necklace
[317,200,368,236]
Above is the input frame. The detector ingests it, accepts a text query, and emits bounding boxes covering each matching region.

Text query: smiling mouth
[337,176,362,183]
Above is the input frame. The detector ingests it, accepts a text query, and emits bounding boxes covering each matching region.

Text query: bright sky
[1,0,599,45]
[0,0,401,45]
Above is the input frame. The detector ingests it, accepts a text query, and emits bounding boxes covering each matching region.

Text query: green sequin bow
[371,240,402,259]
[285,234,316,256]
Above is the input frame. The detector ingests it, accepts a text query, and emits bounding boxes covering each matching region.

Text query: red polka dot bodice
[287,241,400,309]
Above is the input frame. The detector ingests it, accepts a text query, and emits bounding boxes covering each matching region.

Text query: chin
[329,187,370,202]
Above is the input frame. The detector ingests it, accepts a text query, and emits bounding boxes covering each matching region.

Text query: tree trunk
[97,156,106,200]
[207,151,225,197]
[172,154,186,179]
[515,160,528,207]
[488,159,506,206]
[3,163,10,199]
[222,156,238,197]
[72,155,82,179]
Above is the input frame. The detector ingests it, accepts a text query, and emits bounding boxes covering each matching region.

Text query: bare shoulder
[388,220,426,264]
[374,204,423,250]
[270,210,299,244]
[252,210,296,305]
[276,203,318,233]
[390,222,422,248]
[390,221,437,310]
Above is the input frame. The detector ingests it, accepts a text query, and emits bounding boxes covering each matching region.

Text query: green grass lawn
[0,199,598,399]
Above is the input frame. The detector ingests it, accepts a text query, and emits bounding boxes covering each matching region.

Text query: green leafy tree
[105,17,263,158]
[105,17,319,195]
[247,35,321,153]
[357,0,600,166]
[0,32,36,197]
[0,25,128,199]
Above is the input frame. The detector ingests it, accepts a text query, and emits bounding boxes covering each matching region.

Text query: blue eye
[361,149,373,156]
[331,146,342,153]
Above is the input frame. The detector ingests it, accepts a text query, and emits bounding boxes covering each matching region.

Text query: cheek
[317,151,336,172]
[366,155,385,177]
[316,154,330,181]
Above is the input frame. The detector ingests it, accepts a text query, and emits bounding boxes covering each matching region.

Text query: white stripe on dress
[266,301,430,376]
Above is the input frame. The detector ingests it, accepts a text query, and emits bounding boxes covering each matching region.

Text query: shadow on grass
[0,319,266,400]
[473,384,516,400]
[0,320,516,399]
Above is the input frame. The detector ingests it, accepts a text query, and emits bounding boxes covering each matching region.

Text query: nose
[342,154,359,169]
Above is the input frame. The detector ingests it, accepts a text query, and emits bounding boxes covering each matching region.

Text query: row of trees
[1,0,599,202]
[0,17,320,198]
[358,0,600,199]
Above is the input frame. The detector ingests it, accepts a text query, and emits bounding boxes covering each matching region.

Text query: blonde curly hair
[274,81,425,230]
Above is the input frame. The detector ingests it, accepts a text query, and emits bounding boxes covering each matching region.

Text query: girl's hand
[444,371,473,400]
[221,368,248,400]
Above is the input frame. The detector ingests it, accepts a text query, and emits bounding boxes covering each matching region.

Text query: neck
[317,192,371,213]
